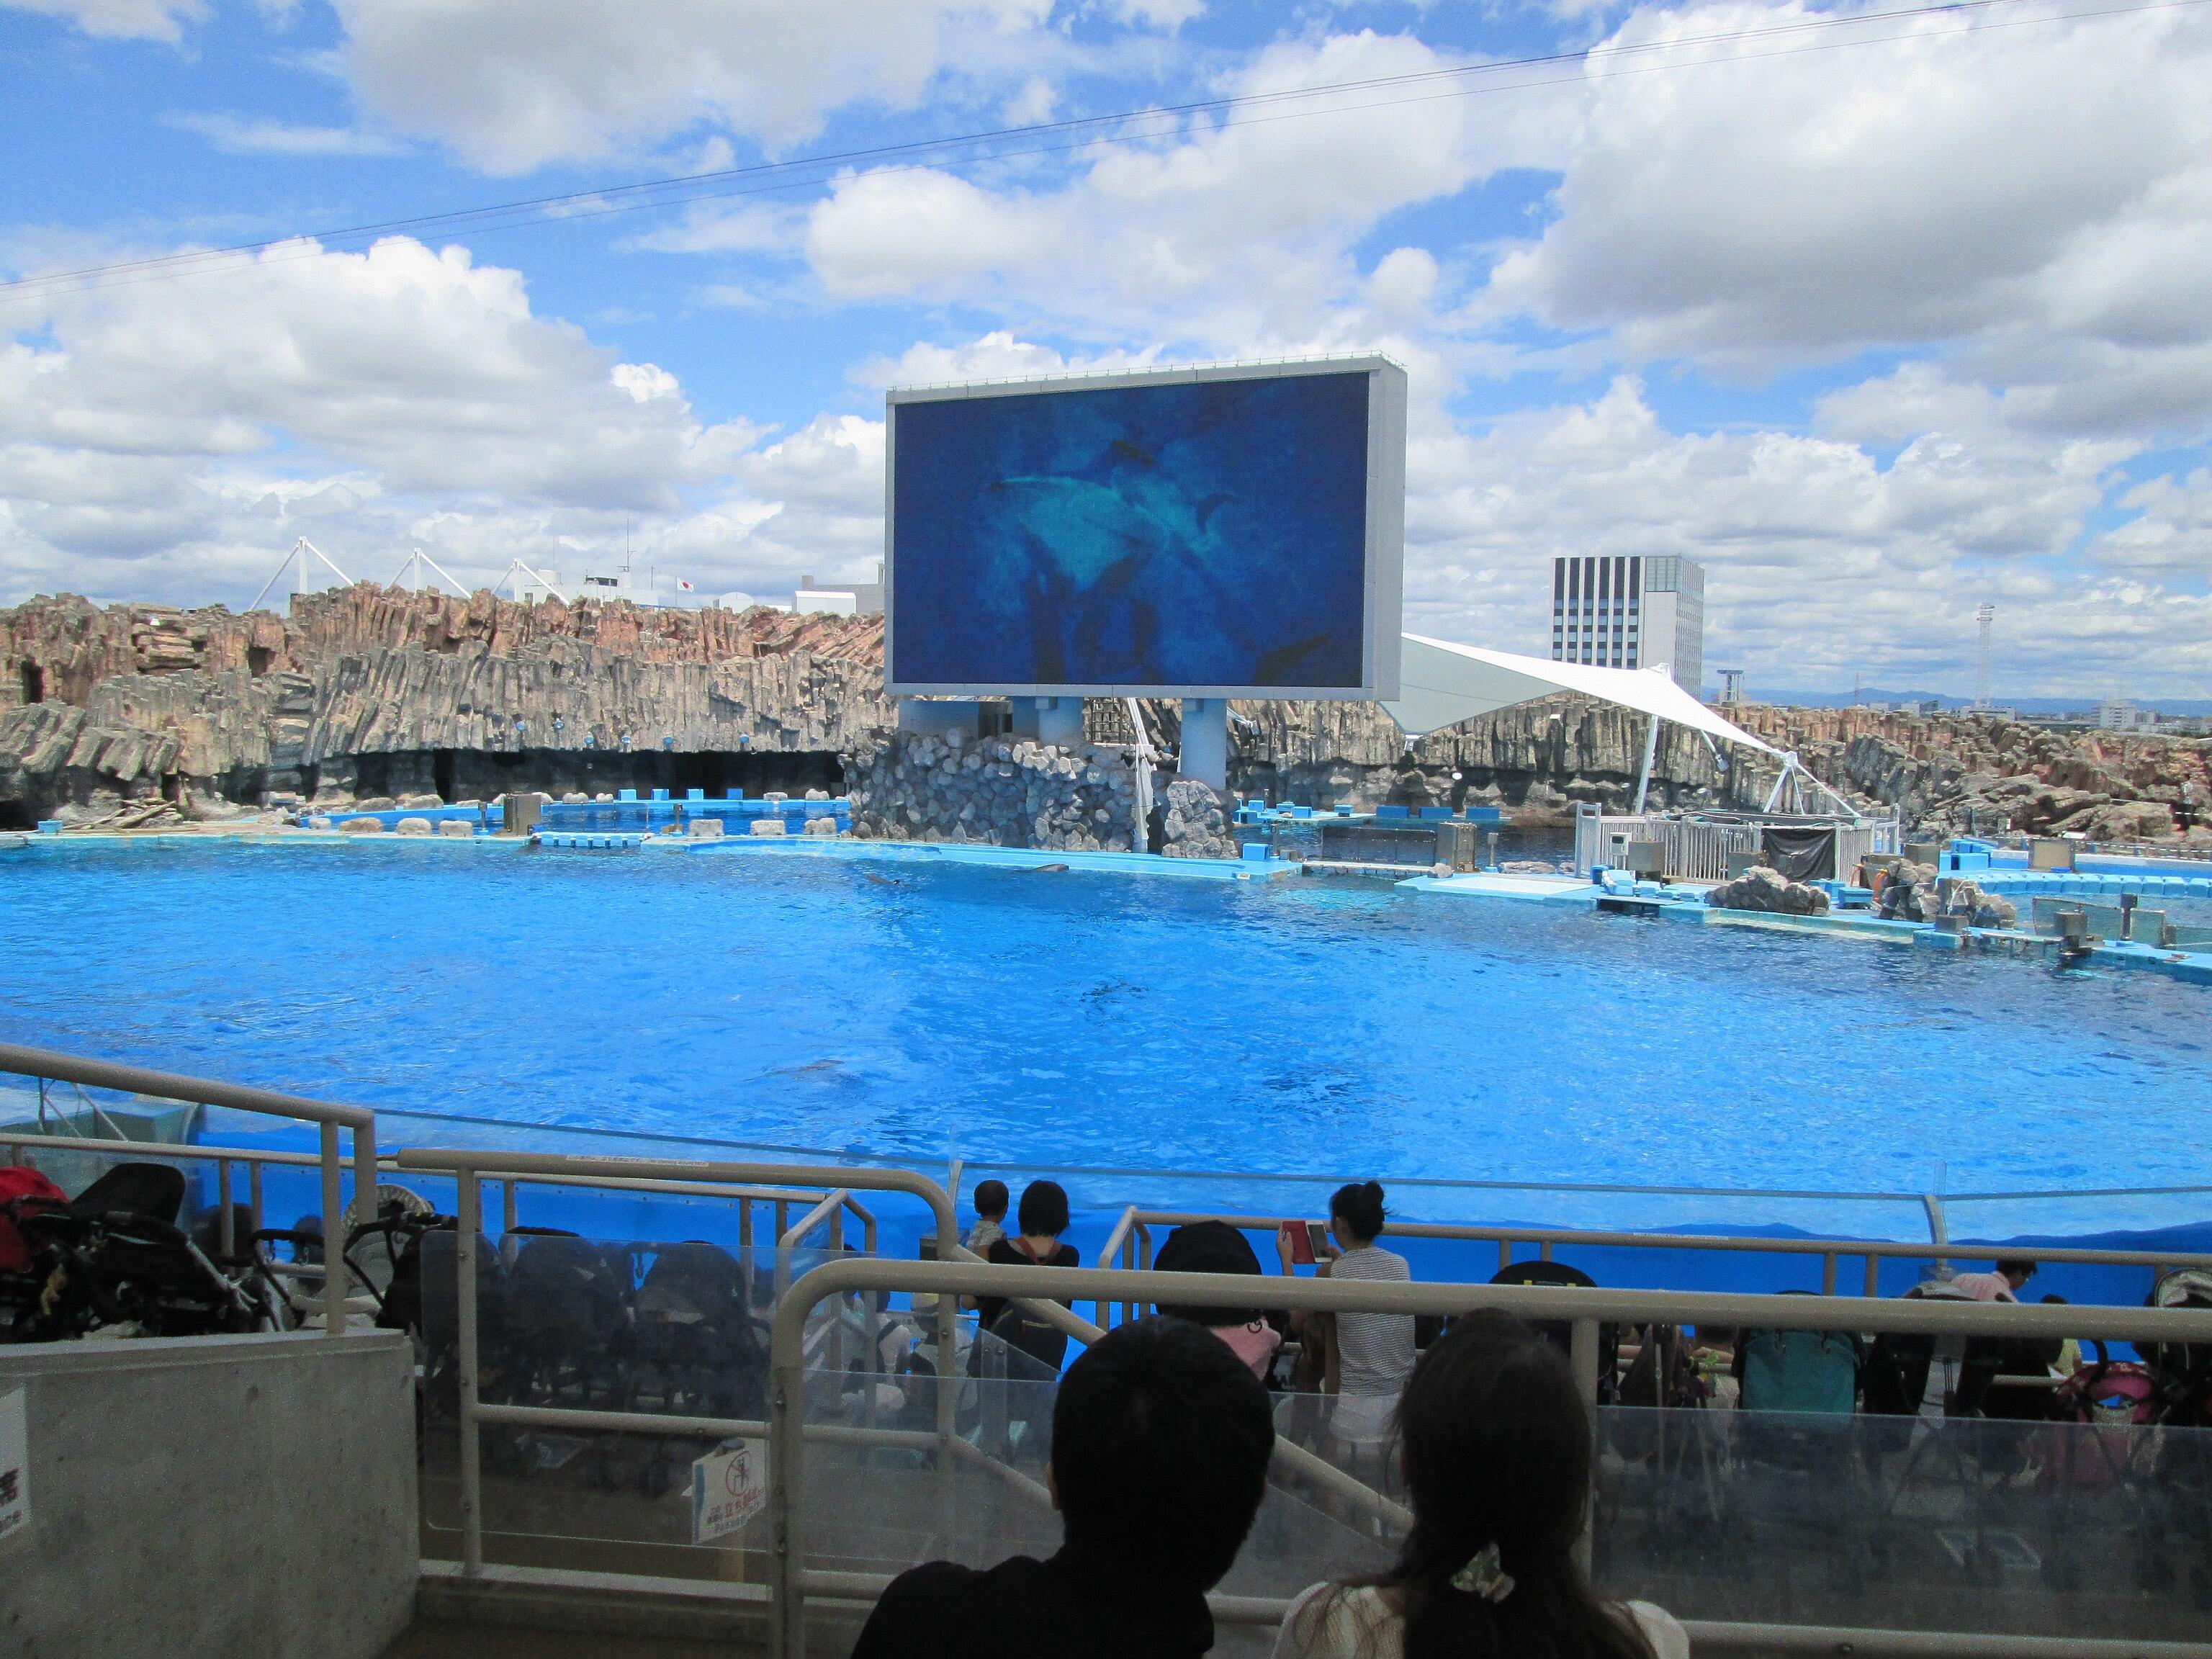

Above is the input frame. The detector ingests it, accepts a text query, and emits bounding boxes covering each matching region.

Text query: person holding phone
[1280,1182,1415,1460]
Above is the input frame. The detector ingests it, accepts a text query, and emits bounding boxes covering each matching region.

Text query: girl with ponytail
[1272,1310,1684,1659]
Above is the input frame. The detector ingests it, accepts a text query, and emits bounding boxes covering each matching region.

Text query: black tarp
[1761,824,1838,882]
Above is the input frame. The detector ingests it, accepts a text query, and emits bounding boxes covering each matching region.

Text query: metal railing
[768,1256,2212,1659]
[1100,1209,2212,1305]
[1574,806,1902,883]
[0,1043,376,1334]
[392,1146,987,1581]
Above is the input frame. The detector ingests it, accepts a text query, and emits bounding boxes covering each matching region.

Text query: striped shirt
[1329,1244,1416,1398]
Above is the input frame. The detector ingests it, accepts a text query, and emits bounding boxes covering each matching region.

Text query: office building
[1549,555,1704,693]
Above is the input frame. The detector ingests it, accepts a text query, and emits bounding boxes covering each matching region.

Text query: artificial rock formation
[1156,779,1240,860]
[0,585,884,822]
[844,731,1138,851]
[1704,866,1831,916]
[1733,706,2212,845]
[7,583,2211,852]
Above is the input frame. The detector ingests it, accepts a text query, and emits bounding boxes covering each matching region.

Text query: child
[966,1179,1009,1254]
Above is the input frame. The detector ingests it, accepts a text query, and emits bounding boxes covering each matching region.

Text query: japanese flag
[677,579,693,591]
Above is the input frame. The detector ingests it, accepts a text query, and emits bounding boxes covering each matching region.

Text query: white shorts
[1328,1391,1398,1449]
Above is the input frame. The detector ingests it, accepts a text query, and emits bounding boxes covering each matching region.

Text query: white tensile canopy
[1380,633,1797,814]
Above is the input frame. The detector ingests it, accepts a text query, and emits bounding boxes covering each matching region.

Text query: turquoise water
[3,839,2209,1238]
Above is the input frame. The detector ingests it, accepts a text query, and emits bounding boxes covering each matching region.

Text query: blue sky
[3,0,2210,699]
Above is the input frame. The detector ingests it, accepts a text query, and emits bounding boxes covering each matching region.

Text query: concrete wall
[0,1328,416,1659]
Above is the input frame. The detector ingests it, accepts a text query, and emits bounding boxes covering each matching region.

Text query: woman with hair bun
[1314,1180,1415,1456]
[1274,1310,1685,1659]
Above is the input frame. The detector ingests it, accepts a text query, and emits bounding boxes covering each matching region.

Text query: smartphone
[1306,1221,1331,1259]
[1280,1221,1328,1266]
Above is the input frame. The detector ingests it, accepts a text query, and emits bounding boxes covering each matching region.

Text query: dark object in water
[1028,863,1070,873]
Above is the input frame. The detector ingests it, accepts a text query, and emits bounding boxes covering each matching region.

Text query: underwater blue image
[890,372,1374,691]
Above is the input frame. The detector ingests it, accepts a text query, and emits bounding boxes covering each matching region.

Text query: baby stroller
[6,1162,276,1340]
[1730,1297,1869,1588]
[626,1243,768,1497]
[1489,1260,1619,1401]
[502,1230,632,1409]
[629,1242,768,1421]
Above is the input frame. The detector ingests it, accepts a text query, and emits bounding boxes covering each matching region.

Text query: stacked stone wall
[845,732,1138,851]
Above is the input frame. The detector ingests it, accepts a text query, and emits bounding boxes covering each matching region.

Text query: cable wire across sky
[2,0,2202,306]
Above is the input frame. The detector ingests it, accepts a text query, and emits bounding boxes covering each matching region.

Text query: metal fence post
[216,1158,235,1257]
[319,1121,346,1337]
[1820,1251,1837,1296]
[457,1169,485,1578]
[248,1160,264,1236]
[770,1313,809,1659]
[1570,1316,1600,1580]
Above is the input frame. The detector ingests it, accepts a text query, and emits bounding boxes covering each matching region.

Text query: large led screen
[886,360,1403,697]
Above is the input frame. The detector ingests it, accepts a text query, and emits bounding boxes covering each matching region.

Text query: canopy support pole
[1632,714,1661,814]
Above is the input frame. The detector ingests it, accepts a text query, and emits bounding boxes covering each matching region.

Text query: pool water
[4,840,2209,1240]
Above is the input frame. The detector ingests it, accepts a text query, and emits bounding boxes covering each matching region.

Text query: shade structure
[1381,633,1783,757]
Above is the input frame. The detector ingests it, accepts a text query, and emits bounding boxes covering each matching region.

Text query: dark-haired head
[1050,1316,1274,1593]
[1998,1259,2038,1287]
[1329,1181,1386,1245]
[973,1179,1010,1221]
[1018,1179,1070,1238]
[1313,1310,1655,1659]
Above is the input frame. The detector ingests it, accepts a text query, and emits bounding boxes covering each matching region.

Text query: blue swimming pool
[4,838,2209,1246]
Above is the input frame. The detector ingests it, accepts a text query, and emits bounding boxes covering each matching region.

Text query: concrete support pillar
[1179,697,1228,789]
[1035,696,1084,747]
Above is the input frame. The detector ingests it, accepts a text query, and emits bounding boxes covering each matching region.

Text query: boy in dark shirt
[852,1316,1277,1659]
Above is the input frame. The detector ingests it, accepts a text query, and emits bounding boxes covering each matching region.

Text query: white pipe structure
[1123,695,1156,854]
[495,557,563,603]
[392,548,467,595]
[247,536,353,615]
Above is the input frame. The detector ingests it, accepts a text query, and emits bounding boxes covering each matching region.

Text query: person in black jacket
[853,1316,1277,1659]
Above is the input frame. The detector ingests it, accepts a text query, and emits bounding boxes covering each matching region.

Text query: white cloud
[1403,377,2208,696]
[4,0,202,41]
[802,30,1573,343]
[1482,1,2212,413]
[2091,469,2212,577]
[327,0,1061,174]
[0,236,806,605]
[171,113,408,158]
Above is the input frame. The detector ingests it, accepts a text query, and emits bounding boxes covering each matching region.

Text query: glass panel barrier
[1592,1405,2212,1642]
[418,1237,852,1578]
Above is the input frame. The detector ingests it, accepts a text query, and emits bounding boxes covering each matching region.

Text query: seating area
[5,1046,2212,1659]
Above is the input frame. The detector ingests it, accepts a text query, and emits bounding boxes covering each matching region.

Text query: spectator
[976,1179,1082,1370]
[1273,1310,1685,1659]
[968,1179,1010,1255]
[1948,1259,2037,1303]
[1297,1181,1415,1455]
[1155,1219,1283,1380]
[854,1316,1277,1659]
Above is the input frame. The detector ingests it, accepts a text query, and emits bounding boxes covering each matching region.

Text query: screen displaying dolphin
[886,360,1403,697]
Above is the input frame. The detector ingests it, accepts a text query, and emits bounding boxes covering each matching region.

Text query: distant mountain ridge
[1723,689,2212,717]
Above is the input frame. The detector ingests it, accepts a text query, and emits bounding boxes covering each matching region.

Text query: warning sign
[0,1388,27,1546]
[691,1438,767,1545]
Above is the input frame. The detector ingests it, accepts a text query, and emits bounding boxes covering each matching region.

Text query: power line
[1,0,2196,305]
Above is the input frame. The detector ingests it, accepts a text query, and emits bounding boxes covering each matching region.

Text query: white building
[1550,555,1704,693]
[793,564,884,616]
[2097,698,2159,732]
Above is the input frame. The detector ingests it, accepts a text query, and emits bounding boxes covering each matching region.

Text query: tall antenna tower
[1974,603,1995,709]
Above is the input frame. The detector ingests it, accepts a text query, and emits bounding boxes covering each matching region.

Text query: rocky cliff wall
[6,583,2207,848]
[1727,704,2212,843]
